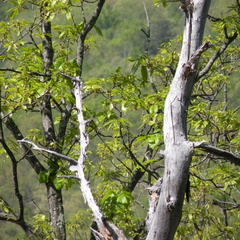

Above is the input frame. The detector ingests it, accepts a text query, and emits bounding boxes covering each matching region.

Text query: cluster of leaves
[32,214,54,240]
[65,210,93,240]
[100,190,134,222]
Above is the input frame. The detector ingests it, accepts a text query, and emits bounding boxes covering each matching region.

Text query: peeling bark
[73,78,127,240]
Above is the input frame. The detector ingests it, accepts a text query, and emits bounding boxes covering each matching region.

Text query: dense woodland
[0,0,240,239]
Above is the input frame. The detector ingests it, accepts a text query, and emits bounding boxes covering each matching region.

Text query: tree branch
[119,123,158,178]
[2,115,45,174]
[142,0,150,55]
[0,68,49,77]
[57,175,80,181]
[82,0,106,39]
[17,139,78,166]
[0,212,17,222]
[142,0,158,94]
[0,197,18,220]
[196,143,240,166]
[0,95,38,238]
[40,9,57,145]
[197,32,238,80]
[77,0,105,73]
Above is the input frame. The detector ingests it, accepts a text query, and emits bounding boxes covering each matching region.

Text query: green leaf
[117,191,133,207]
[7,7,19,19]
[154,0,168,7]
[53,178,64,190]
[147,133,163,149]
[66,11,72,20]
[117,195,128,205]
[141,65,148,81]
[149,105,159,114]
[94,25,103,36]
[100,190,117,205]
[77,21,84,32]
[3,206,11,214]
[131,61,140,74]
[0,148,6,156]
[38,171,50,183]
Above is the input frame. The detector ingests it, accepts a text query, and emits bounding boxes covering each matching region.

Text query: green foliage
[32,214,54,240]
[38,163,77,190]
[154,0,168,8]
[99,189,141,238]
[0,198,11,215]
[100,190,133,219]
[1,0,240,239]
[38,170,50,183]
[66,210,92,240]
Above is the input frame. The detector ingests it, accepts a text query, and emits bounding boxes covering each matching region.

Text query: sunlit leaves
[7,0,26,19]
[100,190,133,219]
[0,19,30,52]
[40,0,73,22]
[84,77,105,92]
[0,198,11,214]
[137,132,163,150]
[153,0,168,8]
[99,189,139,238]
[32,214,53,239]
[53,22,84,42]
[38,170,50,183]
[38,167,77,190]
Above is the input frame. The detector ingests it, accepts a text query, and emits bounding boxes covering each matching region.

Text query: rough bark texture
[40,5,66,240]
[146,1,211,239]
[46,183,66,240]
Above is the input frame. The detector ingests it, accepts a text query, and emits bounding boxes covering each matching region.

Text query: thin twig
[142,0,158,94]
[58,175,80,181]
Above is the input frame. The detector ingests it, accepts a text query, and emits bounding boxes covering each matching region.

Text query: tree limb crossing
[196,143,240,166]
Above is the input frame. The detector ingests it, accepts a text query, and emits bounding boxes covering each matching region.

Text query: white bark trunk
[146,1,211,239]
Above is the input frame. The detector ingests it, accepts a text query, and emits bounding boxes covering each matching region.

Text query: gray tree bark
[146,1,211,239]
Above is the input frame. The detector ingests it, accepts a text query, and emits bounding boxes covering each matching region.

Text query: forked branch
[197,32,238,80]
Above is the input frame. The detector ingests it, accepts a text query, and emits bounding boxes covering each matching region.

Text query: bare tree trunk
[146,1,211,239]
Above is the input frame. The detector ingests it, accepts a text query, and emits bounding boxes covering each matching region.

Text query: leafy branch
[197,32,238,81]
[0,68,50,77]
